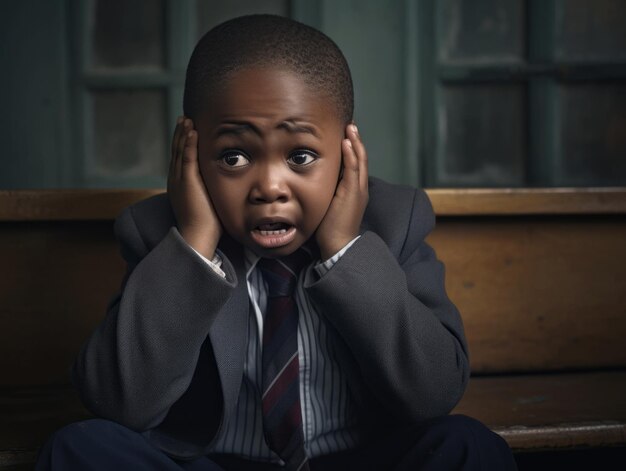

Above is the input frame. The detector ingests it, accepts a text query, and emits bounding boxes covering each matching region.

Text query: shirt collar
[243,244,317,280]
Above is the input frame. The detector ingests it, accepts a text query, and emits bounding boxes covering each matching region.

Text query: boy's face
[195,67,345,258]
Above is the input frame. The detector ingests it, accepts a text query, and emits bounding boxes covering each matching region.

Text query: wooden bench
[428,189,626,469]
[1,188,625,470]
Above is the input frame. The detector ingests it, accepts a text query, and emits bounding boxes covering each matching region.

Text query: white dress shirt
[191,238,364,463]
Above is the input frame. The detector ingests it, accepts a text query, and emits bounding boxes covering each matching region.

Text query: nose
[248,162,291,204]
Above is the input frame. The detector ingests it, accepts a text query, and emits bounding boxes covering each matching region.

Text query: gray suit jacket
[72,177,469,459]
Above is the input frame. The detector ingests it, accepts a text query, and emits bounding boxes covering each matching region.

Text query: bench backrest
[428,188,626,373]
[1,189,625,386]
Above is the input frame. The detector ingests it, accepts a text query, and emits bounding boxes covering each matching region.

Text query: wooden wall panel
[0,222,124,386]
[428,216,626,373]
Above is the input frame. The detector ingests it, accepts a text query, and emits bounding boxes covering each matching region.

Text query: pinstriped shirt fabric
[196,238,363,463]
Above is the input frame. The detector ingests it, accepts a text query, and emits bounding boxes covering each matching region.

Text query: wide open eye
[219,150,250,168]
[287,150,317,167]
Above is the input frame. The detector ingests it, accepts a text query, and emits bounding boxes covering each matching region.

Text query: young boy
[37,14,516,471]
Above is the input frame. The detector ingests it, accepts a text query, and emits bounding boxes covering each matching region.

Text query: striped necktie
[257,250,311,471]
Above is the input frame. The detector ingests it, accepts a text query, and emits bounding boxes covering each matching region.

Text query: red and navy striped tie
[257,250,310,471]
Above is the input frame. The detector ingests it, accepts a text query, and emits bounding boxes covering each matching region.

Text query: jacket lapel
[209,235,249,426]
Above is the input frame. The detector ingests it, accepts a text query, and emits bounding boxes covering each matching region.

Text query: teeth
[259,223,287,231]
[259,229,288,236]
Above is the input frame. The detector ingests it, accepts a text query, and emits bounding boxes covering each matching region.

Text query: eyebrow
[278,119,320,137]
[215,119,320,138]
[215,122,256,137]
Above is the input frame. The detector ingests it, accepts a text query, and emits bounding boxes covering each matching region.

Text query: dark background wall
[2,0,625,189]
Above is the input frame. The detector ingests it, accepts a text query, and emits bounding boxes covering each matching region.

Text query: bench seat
[2,370,626,468]
[0,386,88,469]
[457,370,626,450]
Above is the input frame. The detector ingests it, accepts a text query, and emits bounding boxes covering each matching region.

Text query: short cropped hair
[183,14,354,124]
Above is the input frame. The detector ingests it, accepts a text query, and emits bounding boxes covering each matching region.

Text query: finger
[171,116,184,158]
[169,116,185,178]
[340,137,359,190]
[181,129,200,181]
[175,118,192,178]
[348,124,369,190]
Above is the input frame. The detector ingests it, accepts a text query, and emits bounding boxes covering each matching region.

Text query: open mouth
[256,222,292,235]
[250,221,297,248]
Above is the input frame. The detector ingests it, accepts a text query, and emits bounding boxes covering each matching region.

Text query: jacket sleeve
[304,189,469,423]
[72,205,237,431]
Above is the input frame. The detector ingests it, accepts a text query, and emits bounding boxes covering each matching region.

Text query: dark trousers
[36,415,516,470]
